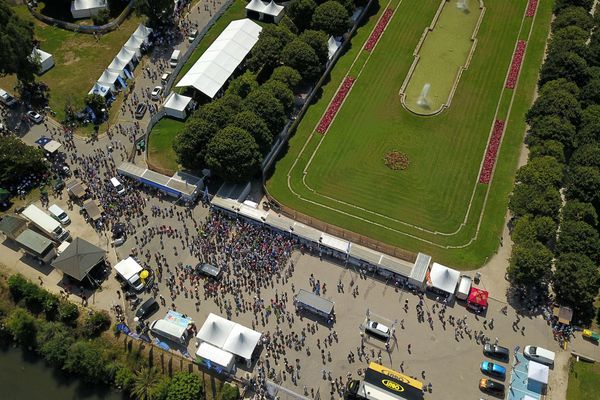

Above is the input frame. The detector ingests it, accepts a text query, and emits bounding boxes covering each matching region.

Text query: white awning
[116,47,136,66]
[176,19,262,98]
[124,35,143,51]
[97,69,120,89]
[164,92,192,118]
[263,1,284,17]
[108,57,129,76]
[88,82,111,96]
[528,361,549,384]
[320,233,349,254]
[328,36,341,59]
[245,0,267,12]
[222,324,261,360]
[291,222,322,243]
[133,23,153,39]
[428,262,460,294]
[348,243,382,265]
[196,313,236,348]
[114,257,143,280]
[195,342,235,370]
[238,203,268,223]
[43,139,62,154]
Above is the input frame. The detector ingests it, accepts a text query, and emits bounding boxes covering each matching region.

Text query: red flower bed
[479,119,506,184]
[525,0,538,17]
[364,8,394,52]
[505,40,527,89]
[316,76,356,134]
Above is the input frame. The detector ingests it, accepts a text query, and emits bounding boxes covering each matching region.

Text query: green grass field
[403,0,482,113]
[266,0,553,268]
[567,361,600,400]
[146,117,184,175]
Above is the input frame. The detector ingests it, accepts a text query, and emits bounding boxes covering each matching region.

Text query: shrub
[220,383,240,400]
[82,310,111,338]
[58,301,79,326]
[6,308,37,347]
[7,274,29,302]
[64,340,108,383]
[92,8,110,25]
[114,364,136,391]
[166,372,203,400]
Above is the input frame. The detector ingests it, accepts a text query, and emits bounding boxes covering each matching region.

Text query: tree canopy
[526,86,582,124]
[300,29,330,65]
[312,1,351,37]
[244,89,287,135]
[528,140,565,163]
[509,184,562,220]
[0,1,36,82]
[166,373,203,400]
[205,126,262,182]
[197,94,242,128]
[557,220,600,262]
[528,115,576,148]
[515,156,563,189]
[561,200,598,227]
[225,71,258,99]
[0,136,46,188]
[270,66,302,91]
[172,119,218,169]
[552,6,594,32]
[231,110,273,154]
[135,0,174,28]
[539,51,589,87]
[508,241,553,287]
[281,38,322,81]
[288,0,318,31]
[511,215,557,248]
[262,79,295,114]
[553,253,600,323]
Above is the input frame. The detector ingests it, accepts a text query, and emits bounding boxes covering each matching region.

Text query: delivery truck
[21,204,70,242]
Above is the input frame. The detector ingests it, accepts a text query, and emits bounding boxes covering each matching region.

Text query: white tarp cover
[195,342,235,371]
[108,57,129,77]
[528,361,549,384]
[32,48,54,73]
[238,203,268,222]
[320,233,349,254]
[328,36,341,59]
[176,19,262,98]
[164,92,192,119]
[428,262,460,294]
[114,257,143,281]
[222,324,261,360]
[97,69,120,90]
[116,47,136,66]
[88,82,111,96]
[196,313,236,349]
[43,140,62,154]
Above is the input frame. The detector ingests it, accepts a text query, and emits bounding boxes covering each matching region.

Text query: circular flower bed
[384,151,410,171]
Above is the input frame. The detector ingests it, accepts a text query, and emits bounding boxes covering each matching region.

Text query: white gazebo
[528,361,549,384]
[97,69,121,91]
[195,313,236,348]
[427,262,460,296]
[164,92,192,119]
[71,0,107,19]
[195,342,236,373]
[222,324,262,365]
[328,36,341,60]
[116,47,137,67]
[31,48,54,74]
[245,0,285,23]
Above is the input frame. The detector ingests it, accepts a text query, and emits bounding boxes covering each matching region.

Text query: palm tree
[131,366,160,400]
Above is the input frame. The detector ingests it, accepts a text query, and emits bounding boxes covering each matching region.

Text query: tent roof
[32,48,53,63]
[222,323,261,360]
[291,222,321,242]
[467,287,489,307]
[116,47,136,65]
[66,180,87,198]
[133,24,153,39]
[176,19,262,98]
[164,92,192,112]
[16,229,54,254]
[320,233,349,253]
[124,35,143,50]
[263,1,284,16]
[527,361,549,384]
[196,313,236,348]
[82,199,103,220]
[88,82,111,96]
[328,36,341,59]
[295,289,334,315]
[108,56,129,72]
[195,342,234,368]
[51,237,105,281]
[409,252,431,284]
[0,215,28,238]
[348,243,382,265]
[245,0,267,12]
[428,262,460,294]
[71,0,107,11]
[98,69,120,85]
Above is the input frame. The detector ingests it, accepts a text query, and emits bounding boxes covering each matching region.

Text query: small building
[294,289,335,323]
[51,237,106,283]
[31,48,54,75]
[245,0,285,24]
[15,229,56,264]
[163,92,193,119]
[408,252,431,290]
[0,214,29,240]
[71,0,108,19]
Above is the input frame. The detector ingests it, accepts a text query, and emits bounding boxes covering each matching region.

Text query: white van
[0,88,17,107]
[150,319,188,344]
[110,177,126,195]
[169,50,181,68]
[456,275,472,301]
[524,345,555,366]
[48,204,70,225]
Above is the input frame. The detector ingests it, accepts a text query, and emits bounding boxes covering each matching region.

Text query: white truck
[21,204,70,242]
[114,257,145,291]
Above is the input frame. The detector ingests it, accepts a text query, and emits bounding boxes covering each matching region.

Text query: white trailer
[21,204,70,242]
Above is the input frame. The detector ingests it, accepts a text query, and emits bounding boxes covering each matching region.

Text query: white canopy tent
[528,361,549,384]
[71,0,107,19]
[164,92,192,119]
[195,342,236,372]
[176,19,262,98]
[320,233,349,254]
[427,262,460,295]
[328,36,341,60]
[124,35,144,57]
[88,82,111,97]
[31,48,54,74]
[196,313,236,348]
[108,57,130,78]
[222,324,261,361]
[132,24,153,44]
[116,47,137,67]
[245,0,285,23]
[97,70,121,91]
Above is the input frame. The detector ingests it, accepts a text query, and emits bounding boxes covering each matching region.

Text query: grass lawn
[0,5,143,124]
[567,361,600,400]
[403,0,482,113]
[146,118,184,175]
[266,0,553,268]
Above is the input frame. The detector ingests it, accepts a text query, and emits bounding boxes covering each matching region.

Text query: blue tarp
[35,136,51,146]
[124,68,134,80]
[116,323,131,335]
[117,75,127,88]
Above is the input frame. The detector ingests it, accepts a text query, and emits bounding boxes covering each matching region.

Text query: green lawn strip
[146,117,184,174]
[268,0,554,267]
[567,361,600,400]
[174,0,247,87]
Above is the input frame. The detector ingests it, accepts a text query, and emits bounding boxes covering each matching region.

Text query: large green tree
[547,26,590,59]
[509,184,562,220]
[197,94,242,128]
[63,341,108,383]
[166,372,203,400]
[6,308,37,347]
[205,127,262,182]
[173,119,218,169]
[528,140,565,163]
[312,1,351,37]
[288,0,317,31]
[300,29,330,65]
[508,241,553,287]
[526,86,582,124]
[270,66,302,91]
[37,322,74,368]
[0,1,36,82]
[135,0,174,28]
[552,6,594,32]
[511,215,557,248]
[0,136,46,187]
[579,79,600,107]
[570,143,600,168]
[528,115,576,148]
[231,110,273,154]
[246,25,296,71]
[225,71,259,99]
[539,51,589,87]
[554,0,594,13]
[561,200,598,227]
[244,89,287,135]
[515,156,563,189]
[567,165,600,205]
[262,79,295,114]
[281,39,322,82]
[557,220,600,262]
[576,105,600,147]
[553,253,600,323]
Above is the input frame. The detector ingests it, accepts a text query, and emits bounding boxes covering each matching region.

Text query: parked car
[151,86,163,100]
[188,28,198,42]
[196,263,222,279]
[524,345,555,366]
[480,361,506,379]
[483,344,509,362]
[365,321,390,341]
[161,72,171,84]
[27,110,44,124]
[135,297,159,320]
[135,103,147,119]
[479,378,505,395]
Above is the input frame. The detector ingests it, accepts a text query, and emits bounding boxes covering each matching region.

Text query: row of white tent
[89,24,153,96]
[245,0,285,23]
[195,313,262,371]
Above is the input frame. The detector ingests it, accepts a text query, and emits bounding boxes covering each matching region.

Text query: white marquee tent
[427,262,460,295]
[97,70,121,91]
[245,0,285,23]
[116,47,137,67]
[222,324,262,361]
[124,35,144,57]
[195,342,236,372]
[164,92,192,119]
[328,36,341,60]
[176,19,262,98]
[88,82,111,97]
[71,0,107,19]
[528,361,549,384]
[31,48,54,74]
[196,313,236,348]
[108,57,130,78]
[132,24,153,44]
